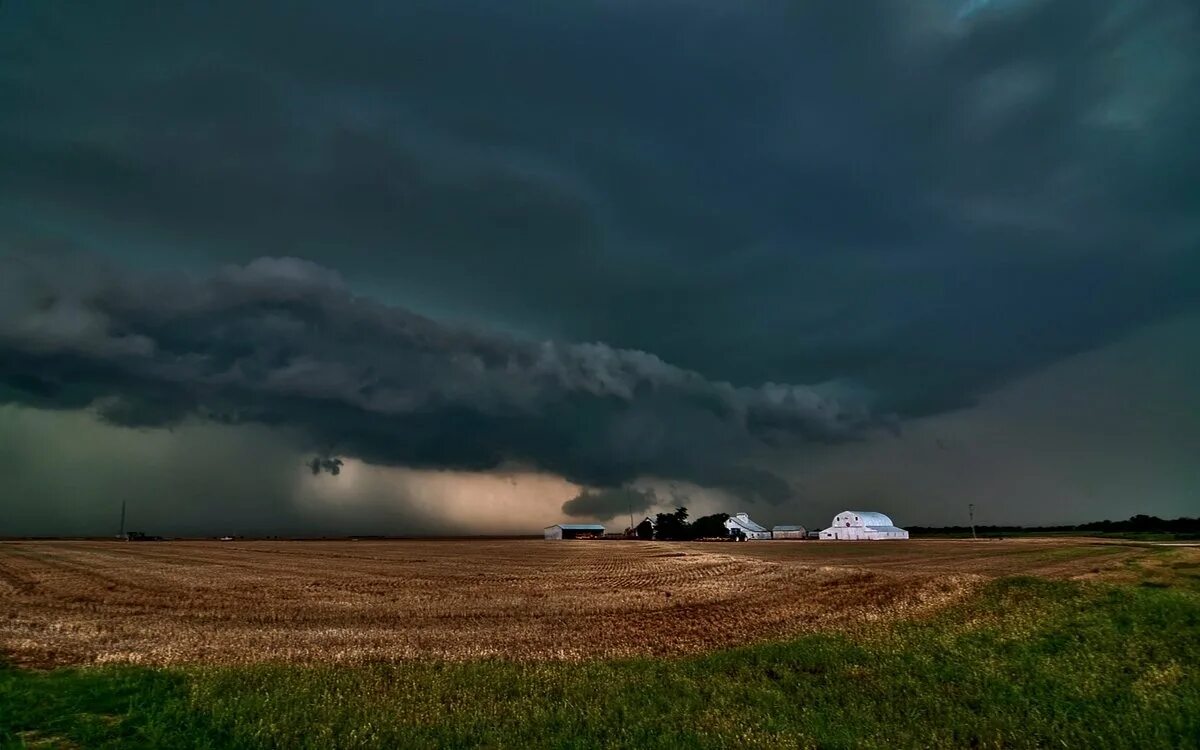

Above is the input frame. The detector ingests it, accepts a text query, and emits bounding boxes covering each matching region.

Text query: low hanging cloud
[0,254,876,501]
[309,456,345,476]
[561,486,659,522]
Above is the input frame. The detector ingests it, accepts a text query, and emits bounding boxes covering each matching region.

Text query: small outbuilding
[628,516,655,539]
[544,523,605,540]
[724,512,771,540]
[819,511,908,540]
[771,525,807,540]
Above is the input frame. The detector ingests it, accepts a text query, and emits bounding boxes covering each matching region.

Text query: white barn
[724,512,771,540]
[819,511,908,540]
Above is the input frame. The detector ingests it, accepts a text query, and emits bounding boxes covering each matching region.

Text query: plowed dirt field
[0,538,1154,667]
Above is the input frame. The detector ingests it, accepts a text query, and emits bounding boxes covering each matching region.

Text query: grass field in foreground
[2,558,1198,749]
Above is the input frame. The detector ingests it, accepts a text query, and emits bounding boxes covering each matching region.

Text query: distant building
[819,511,908,540]
[724,512,771,540]
[544,524,605,540]
[628,516,655,539]
[771,525,807,540]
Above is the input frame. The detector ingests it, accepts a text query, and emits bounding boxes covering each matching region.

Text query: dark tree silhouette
[652,508,730,540]
[690,513,731,539]
[654,507,690,540]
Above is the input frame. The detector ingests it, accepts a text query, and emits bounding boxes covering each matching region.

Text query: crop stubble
[0,538,1146,667]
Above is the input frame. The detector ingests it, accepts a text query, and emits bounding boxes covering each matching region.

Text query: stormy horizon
[2,0,1198,536]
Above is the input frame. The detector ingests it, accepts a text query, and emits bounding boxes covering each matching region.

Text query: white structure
[772,525,807,539]
[819,511,908,540]
[544,523,605,540]
[724,512,771,540]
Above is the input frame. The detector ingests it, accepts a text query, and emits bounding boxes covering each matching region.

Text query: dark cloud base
[0,255,873,503]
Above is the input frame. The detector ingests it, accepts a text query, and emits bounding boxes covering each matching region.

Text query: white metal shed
[819,511,908,540]
[771,525,807,539]
[543,524,605,540]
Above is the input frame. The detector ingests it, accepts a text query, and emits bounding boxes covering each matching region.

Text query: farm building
[771,525,807,539]
[724,513,771,540]
[543,524,605,540]
[627,516,655,539]
[819,511,908,540]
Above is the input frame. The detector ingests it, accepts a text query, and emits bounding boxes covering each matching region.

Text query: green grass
[3,576,1199,749]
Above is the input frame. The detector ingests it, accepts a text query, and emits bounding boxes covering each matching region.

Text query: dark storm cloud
[0,255,872,499]
[562,487,658,522]
[2,0,1198,419]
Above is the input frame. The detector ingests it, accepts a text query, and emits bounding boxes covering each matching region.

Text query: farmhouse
[771,525,807,539]
[543,523,605,540]
[819,511,908,540]
[724,512,771,540]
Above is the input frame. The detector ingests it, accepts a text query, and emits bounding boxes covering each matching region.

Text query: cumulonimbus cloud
[0,254,876,502]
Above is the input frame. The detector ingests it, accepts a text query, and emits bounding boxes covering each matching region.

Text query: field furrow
[0,538,1171,667]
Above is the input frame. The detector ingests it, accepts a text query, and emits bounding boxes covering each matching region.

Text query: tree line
[636,507,731,541]
[907,515,1199,536]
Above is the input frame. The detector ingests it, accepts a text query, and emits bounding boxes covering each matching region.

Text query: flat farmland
[0,538,1157,668]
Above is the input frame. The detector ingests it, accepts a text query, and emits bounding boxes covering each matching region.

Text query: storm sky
[1,0,1197,535]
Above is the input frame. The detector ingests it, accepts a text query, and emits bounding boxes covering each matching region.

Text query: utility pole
[969,503,977,540]
[119,500,126,540]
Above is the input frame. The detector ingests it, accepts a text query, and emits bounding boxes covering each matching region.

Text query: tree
[654,507,690,540]
[690,513,730,539]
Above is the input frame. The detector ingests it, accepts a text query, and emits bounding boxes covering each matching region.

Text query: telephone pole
[119,500,126,540]
[968,503,977,540]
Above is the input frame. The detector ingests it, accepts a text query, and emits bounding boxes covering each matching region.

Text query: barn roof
[546,524,605,531]
[772,525,806,531]
[839,511,895,527]
[864,525,907,534]
[726,513,768,533]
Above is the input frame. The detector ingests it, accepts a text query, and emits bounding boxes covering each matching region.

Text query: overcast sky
[1,0,1197,535]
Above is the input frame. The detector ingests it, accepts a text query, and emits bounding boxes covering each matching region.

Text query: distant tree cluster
[1077,515,1200,533]
[652,507,730,540]
[908,515,1200,538]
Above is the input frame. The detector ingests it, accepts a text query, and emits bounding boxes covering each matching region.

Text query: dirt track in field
[0,538,1153,667]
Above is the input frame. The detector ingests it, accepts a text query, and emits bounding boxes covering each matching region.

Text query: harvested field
[0,538,1161,667]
